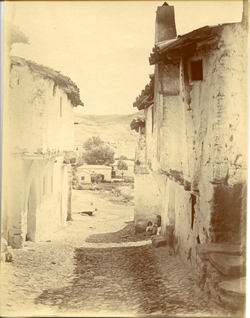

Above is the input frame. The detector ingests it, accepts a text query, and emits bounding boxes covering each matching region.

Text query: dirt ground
[0,189,239,317]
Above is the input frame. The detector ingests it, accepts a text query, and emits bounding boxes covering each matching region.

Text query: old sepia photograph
[1,0,248,317]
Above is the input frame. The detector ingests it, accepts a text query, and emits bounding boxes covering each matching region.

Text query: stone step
[196,243,242,260]
[209,253,246,276]
[151,235,166,248]
[218,277,246,310]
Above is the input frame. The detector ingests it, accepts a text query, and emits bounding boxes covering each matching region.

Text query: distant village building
[76,169,92,184]
[77,165,112,183]
[2,25,84,248]
[110,160,135,178]
[131,3,247,305]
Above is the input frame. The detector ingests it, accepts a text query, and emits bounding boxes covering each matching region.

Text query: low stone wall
[195,244,246,310]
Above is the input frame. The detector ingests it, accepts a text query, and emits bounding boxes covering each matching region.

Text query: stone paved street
[0,190,238,317]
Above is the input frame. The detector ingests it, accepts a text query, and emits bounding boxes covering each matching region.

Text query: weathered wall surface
[9,63,74,155]
[6,156,69,248]
[142,22,247,265]
[134,172,163,233]
[4,63,76,248]
[183,24,247,247]
[77,170,92,184]
[134,127,163,232]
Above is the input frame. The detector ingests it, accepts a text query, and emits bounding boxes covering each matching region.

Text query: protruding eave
[133,75,154,110]
[149,25,224,65]
[130,115,146,132]
[11,56,84,107]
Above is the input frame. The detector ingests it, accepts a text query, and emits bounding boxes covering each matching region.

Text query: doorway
[26,179,37,241]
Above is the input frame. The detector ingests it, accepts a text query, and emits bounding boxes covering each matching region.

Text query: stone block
[218,277,246,310]
[151,235,166,248]
[196,243,242,260]
[209,253,245,276]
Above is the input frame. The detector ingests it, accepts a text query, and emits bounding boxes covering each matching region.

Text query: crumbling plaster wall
[182,24,247,245]
[9,64,74,155]
[134,126,163,232]
[146,63,185,175]
[7,156,68,248]
[34,157,68,242]
[6,64,75,248]
[134,172,163,233]
[144,23,247,261]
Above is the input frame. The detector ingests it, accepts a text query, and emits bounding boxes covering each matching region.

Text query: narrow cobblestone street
[1,190,237,317]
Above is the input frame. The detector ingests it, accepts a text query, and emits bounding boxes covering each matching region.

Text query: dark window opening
[190,60,203,81]
[191,194,196,230]
[196,235,201,244]
[81,176,85,181]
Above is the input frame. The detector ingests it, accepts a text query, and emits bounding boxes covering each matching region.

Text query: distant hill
[74,111,144,160]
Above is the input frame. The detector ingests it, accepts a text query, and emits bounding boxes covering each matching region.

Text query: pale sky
[5,1,243,115]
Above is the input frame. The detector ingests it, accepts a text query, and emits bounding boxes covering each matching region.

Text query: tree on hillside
[82,136,115,165]
[83,136,104,150]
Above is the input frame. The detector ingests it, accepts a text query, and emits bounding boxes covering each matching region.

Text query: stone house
[131,3,247,306]
[77,165,112,182]
[2,26,84,248]
[76,169,92,184]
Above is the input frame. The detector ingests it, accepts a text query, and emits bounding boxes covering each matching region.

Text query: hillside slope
[74,111,143,160]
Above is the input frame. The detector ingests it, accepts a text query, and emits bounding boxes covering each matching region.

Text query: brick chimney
[155,2,177,44]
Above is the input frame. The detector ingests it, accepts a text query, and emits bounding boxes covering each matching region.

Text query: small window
[191,194,196,230]
[190,60,203,81]
[60,97,62,117]
[76,147,79,151]
[81,176,85,181]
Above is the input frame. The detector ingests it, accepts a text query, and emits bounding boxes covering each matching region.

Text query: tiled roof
[11,56,84,107]
[78,165,112,170]
[130,115,146,132]
[149,25,224,65]
[76,169,92,175]
[133,75,154,110]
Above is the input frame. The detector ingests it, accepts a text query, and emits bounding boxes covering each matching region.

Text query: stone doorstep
[209,253,246,277]
[219,293,245,310]
[196,243,243,260]
[151,235,167,248]
[218,277,246,309]
[218,277,246,297]
[151,235,165,241]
